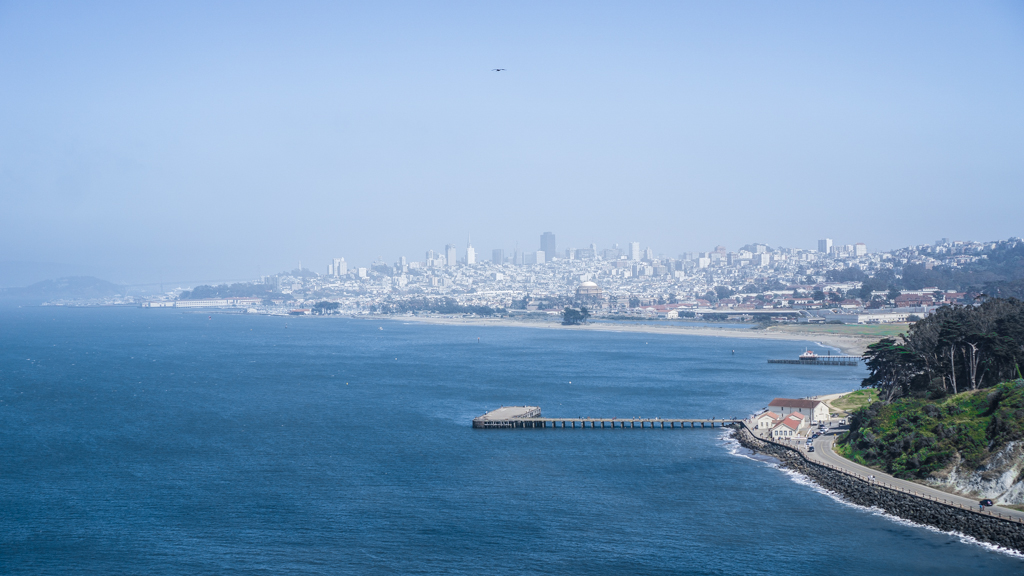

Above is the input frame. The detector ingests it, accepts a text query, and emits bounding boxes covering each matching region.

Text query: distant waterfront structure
[540,232,556,259]
[818,238,833,255]
[492,249,504,264]
[629,242,641,260]
[445,244,457,267]
[855,243,867,256]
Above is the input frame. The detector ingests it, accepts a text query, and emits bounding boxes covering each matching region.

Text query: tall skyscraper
[466,242,476,265]
[540,232,556,259]
[818,238,833,254]
[332,257,347,277]
[629,242,641,261]
[445,244,457,267]
[492,249,504,264]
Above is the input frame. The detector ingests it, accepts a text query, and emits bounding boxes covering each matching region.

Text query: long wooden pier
[472,406,741,429]
[767,357,859,366]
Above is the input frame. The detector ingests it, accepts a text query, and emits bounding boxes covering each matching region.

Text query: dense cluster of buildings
[138,235,1019,323]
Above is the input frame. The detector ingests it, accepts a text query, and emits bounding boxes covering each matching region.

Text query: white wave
[813,341,843,353]
[777,456,1024,560]
[720,430,1023,560]
[718,430,778,465]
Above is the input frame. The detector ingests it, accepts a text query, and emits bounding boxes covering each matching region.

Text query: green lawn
[831,389,879,413]
[770,324,910,338]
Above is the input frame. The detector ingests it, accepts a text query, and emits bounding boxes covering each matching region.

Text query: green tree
[561,306,590,325]
[862,337,922,402]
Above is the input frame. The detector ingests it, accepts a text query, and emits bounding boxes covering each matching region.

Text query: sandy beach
[386,315,876,355]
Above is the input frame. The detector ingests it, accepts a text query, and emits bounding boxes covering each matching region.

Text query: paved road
[804,428,1024,522]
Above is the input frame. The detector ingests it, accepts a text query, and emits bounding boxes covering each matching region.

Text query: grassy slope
[831,389,879,413]
[835,381,1024,479]
[769,323,910,338]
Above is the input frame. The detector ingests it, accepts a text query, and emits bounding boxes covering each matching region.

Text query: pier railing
[767,357,860,366]
[474,417,742,429]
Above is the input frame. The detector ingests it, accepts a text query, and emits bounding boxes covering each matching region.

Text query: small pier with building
[472,406,741,429]
[768,350,860,367]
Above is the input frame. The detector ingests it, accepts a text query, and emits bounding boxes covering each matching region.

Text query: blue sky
[1,1,1022,285]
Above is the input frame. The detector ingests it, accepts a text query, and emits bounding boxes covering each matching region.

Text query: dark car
[980,499,994,507]
[807,446,815,452]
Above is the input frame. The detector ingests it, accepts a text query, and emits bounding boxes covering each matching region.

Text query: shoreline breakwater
[731,425,1024,554]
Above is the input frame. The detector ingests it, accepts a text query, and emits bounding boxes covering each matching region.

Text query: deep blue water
[1,307,1021,575]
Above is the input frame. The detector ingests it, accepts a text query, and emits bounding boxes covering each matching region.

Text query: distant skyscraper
[332,257,347,277]
[445,244,457,267]
[466,242,476,265]
[643,247,654,261]
[818,238,833,254]
[492,249,504,264]
[535,250,546,265]
[854,243,867,256]
[540,232,556,259]
[629,242,641,261]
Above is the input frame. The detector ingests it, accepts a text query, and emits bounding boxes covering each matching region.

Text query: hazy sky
[1,1,1022,285]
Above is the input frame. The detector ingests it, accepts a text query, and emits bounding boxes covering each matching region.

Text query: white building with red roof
[770,413,807,439]
[768,398,831,424]
[753,411,780,430]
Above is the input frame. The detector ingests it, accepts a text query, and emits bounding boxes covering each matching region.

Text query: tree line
[373,297,504,316]
[862,298,1024,402]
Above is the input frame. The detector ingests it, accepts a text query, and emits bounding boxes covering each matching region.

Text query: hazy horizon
[2,2,1022,285]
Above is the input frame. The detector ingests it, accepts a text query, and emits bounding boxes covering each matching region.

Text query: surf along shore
[392,314,885,355]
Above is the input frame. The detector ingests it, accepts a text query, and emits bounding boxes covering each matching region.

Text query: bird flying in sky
[492,68,506,71]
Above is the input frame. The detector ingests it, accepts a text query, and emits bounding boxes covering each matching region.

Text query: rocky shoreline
[731,425,1024,554]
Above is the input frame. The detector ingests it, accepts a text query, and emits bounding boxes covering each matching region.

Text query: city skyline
[2,3,1022,285]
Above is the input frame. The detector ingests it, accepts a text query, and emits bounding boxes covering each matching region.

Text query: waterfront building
[768,398,830,423]
[753,411,780,429]
[770,413,807,438]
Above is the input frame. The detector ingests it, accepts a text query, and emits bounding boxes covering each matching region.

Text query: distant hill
[0,276,126,303]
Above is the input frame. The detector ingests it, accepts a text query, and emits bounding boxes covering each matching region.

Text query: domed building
[576,281,603,300]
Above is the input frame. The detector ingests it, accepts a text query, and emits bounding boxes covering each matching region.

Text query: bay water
[1,307,1020,574]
